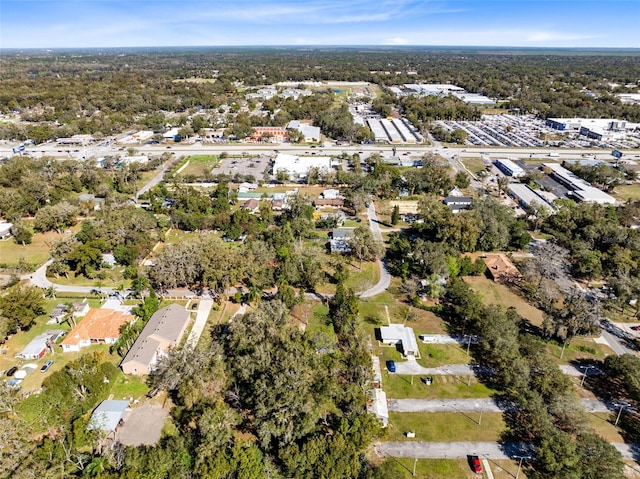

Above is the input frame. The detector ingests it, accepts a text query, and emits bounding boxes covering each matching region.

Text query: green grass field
[383,373,496,400]
[385,412,505,442]
[613,183,640,202]
[417,343,472,368]
[176,155,220,177]
[0,222,80,269]
[461,158,488,175]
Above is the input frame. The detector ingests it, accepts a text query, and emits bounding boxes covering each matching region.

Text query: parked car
[40,360,54,373]
[6,366,17,377]
[470,455,483,474]
[387,360,396,373]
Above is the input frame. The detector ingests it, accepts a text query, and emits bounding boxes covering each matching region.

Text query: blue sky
[1,0,638,49]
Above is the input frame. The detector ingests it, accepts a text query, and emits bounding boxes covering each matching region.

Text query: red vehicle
[470,455,483,474]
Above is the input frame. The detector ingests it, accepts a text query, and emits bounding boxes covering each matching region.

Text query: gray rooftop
[121,304,190,367]
[88,400,130,431]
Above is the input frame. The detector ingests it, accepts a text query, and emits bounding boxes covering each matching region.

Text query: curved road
[22,259,115,294]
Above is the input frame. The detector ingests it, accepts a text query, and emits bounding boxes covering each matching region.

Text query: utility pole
[515,455,531,479]
[466,334,472,356]
[412,457,417,476]
[580,365,595,387]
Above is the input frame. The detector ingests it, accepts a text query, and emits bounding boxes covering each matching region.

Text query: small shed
[88,400,130,432]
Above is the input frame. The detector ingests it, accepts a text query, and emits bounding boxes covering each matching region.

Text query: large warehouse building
[495,158,525,177]
[543,163,616,205]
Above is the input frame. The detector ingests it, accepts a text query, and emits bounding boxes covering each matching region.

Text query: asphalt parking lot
[214,155,270,180]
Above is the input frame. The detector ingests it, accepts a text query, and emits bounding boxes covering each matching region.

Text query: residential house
[483,254,522,283]
[71,300,90,318]
[443,196,473,213]
[367,388,389,427]
[16,330,65,360]
[240,198,260,214]
[49,304,68,324]
[121,304,191,375]
[378,324,419,357]
[60,309,134,353]
[330,227,355,253]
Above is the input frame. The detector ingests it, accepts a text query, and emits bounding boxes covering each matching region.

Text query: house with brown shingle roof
[61,309,134,353]
[120,304,191,376]
[483,253,522,283]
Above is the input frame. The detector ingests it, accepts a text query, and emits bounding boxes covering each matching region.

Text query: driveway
[185,299,214,349]
[387,398,610,413]
[360,202,391,298]
[375,441,526,460]
[376,441,639,460]
[394,357,475,376]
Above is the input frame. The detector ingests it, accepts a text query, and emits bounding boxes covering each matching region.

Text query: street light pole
[580,365,594,387]
[515,455,531,479]
[616,404,626,426]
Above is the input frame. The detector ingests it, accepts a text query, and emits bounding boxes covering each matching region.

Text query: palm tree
[44,286,57,299]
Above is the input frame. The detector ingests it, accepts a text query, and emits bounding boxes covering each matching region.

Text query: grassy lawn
[47,267,130,288]
[177,155,220,177]
[461,158,488,175]
[380,458,526,479]
[613,184,640,202]
[109,371,150,401]
[314,259,379,296]
[464,276,545,327]
[417,343,472,368]
[386,412,505,442]
[0,223,81,269]
[587,412,625,443]
[545,337,615,363]
[383,372,496,399]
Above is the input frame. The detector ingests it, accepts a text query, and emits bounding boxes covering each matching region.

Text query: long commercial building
[543,163,616,205]
[367,118,420,144]
[508,183,556,212]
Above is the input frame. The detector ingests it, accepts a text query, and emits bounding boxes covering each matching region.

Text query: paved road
[376,441,640,460]
[375,441,526,460]
[387,398,611,413]
[23,259,115,294]
[185,299,214,349]
[360,202,391,298]
[394,358,476,376]
[601,329,635,356]
[136,165,167,198]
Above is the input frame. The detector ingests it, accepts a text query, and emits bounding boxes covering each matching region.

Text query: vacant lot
[464,275,545,326]
[383,373,496,400]
[176,155,219,177]
[613,184,640,202]
[386,412,504,442]
[0,224,79,269]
